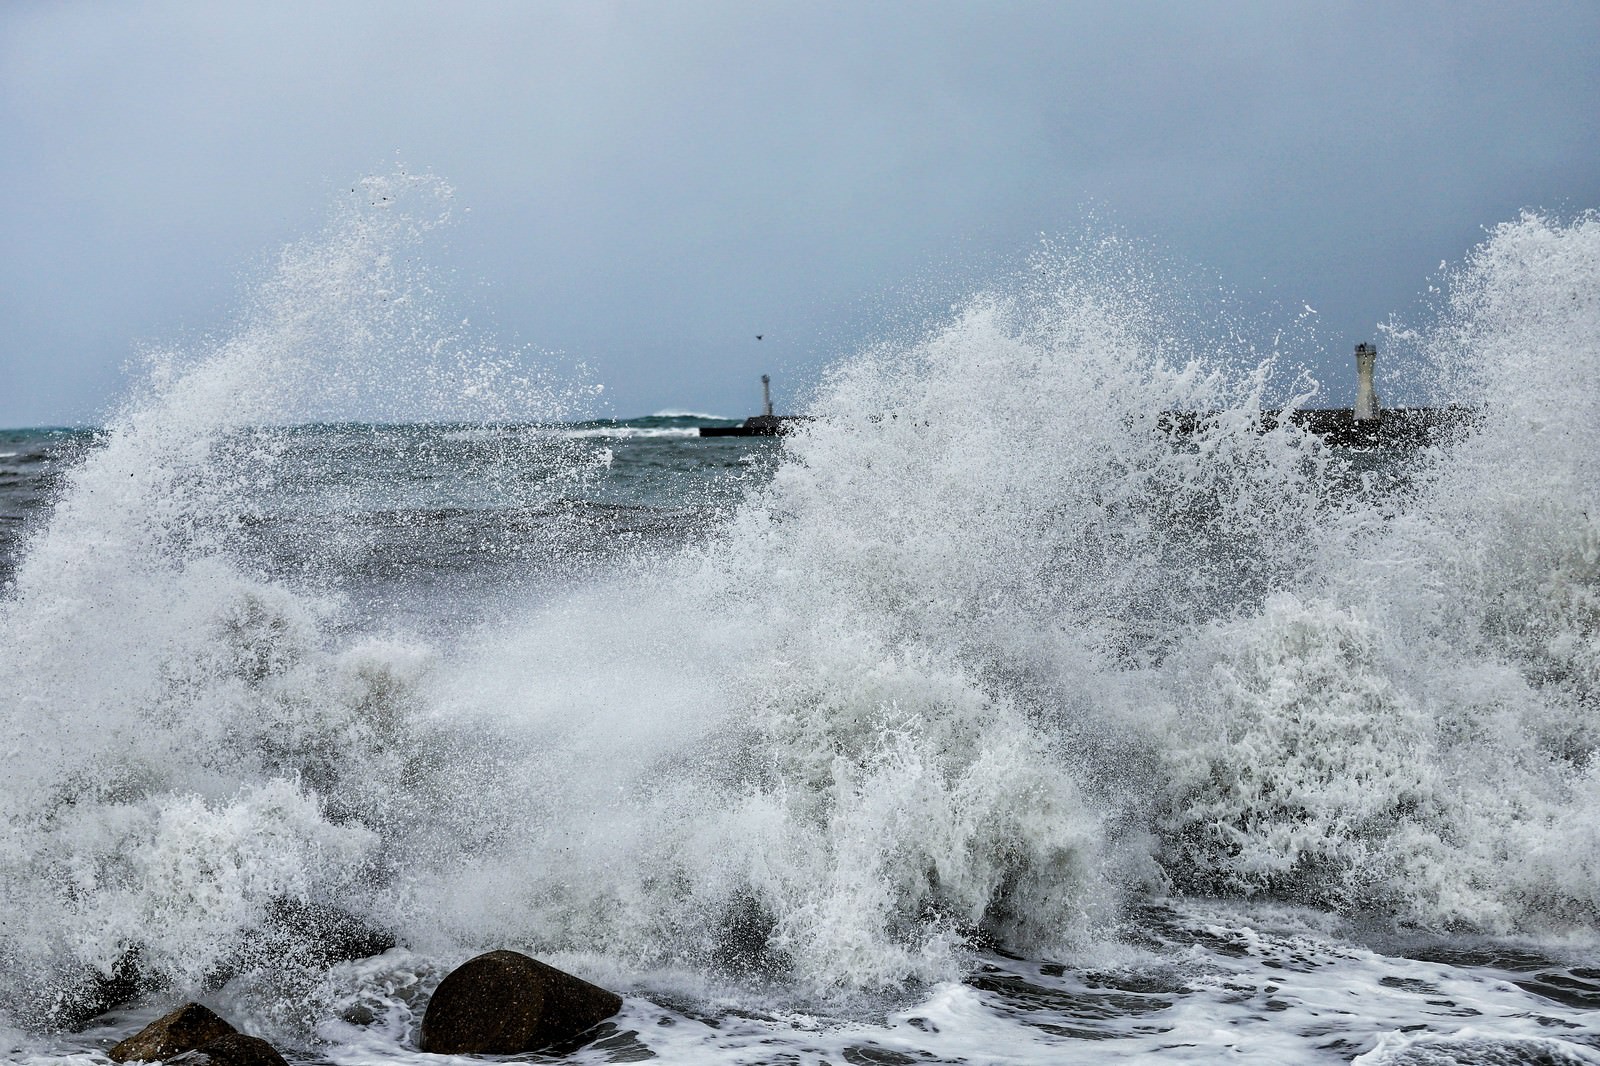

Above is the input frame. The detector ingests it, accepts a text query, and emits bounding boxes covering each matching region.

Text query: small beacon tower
[761,373,774,417]
[1354,343,1380,422]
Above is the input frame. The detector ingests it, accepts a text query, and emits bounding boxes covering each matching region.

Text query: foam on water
[560,424,702,439]
[0,173,588,1026]
[1156,212,1600,931]
[0,189,1596,1061]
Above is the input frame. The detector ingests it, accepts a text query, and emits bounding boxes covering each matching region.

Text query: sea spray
[181,235,1343,998]
[1409,212,1600,726]
[613,245,1342,981]
[1157,211,1600,931]
[0,173,590,1026]
[3,192,1599,1063]
[0,218,1356,1023]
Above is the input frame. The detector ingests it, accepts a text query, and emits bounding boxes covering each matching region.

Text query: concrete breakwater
[1158,343,1479,447]
[698,373,810,436]
[701,347,1477,447]
[698,413,809,437]
[701,405,1478,447]
[1158,404,1480,448]
[700,407,1479,446]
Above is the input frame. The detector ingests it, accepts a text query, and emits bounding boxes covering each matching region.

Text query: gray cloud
[3,0,1598,424]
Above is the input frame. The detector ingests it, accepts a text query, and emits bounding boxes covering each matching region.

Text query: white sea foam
[1155,212,1600,933]
[0,194,1596,1063]
[650,409,731,420]
[561,425,702,439]
[0,173,587,1026]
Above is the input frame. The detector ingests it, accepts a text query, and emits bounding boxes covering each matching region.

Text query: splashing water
[1156,213,1600,930]
[0,173,588,1025]
[0,191,1596,1063]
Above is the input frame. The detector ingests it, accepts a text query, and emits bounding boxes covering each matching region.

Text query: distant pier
[699,414,808,437]
[702,345,1476,445]
[699,374,809,436]
[1158,404,1478,447]
[1162,343,1477,447]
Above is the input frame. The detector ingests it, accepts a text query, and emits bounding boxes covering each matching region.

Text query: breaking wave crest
[1157,212,1600,928]
[0,189,1596,1039]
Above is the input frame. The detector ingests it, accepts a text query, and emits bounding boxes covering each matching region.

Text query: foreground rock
[109,1003,287,1065]
[38,952,146,1032]
[419,949,623,1055]
[167,1033,289,1066]
[258,898,397,969]
[109,1003,236,1063]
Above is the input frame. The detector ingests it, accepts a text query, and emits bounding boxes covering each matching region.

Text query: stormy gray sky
[3,1,1597,426]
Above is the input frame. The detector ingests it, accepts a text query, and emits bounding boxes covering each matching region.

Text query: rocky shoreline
[96,941,621,1063]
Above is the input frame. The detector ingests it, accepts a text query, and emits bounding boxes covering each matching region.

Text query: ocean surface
[1,179,1597,1064]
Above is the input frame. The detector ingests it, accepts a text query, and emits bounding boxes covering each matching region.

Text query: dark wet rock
[167,1033,290,1066]
[128,900,399,1002]
[54,899,392,1035]
[257,898,397,968]
[108,1002,236,1063]
[38,954,148,1033]
[340,1003,378,1026]
[711,892,786,977]
[418,949,623,1055]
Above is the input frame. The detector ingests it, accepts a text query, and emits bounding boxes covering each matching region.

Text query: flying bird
[756,335,764,340]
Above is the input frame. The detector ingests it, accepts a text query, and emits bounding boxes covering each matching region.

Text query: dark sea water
[1,179,1596,1064]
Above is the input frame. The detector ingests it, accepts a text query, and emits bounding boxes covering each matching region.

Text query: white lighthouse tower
[1354,343,1380,421]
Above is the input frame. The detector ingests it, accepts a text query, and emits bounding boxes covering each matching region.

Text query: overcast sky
[3,1,1597,425]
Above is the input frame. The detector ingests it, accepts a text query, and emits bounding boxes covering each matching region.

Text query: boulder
[167,1033,289,1066]
[418,950,622,1055]
[257,898,397,969]
[39,951,146,1032]
[109,1002,236,1063]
